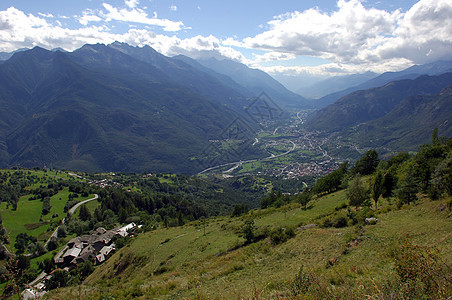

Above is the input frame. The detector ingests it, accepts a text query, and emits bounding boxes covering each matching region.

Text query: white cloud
[1,0,451,78]
[74,3,186,32]
[79,9,102,26]
[125,0,139,9]
[252,51,296,63]
[101,3,185,31]
[170,5,177,12]
[260,58,413,77]
[38,12,54,18]
[241,0,452,69]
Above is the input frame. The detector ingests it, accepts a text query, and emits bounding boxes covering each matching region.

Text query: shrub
[269,226,295,245]
[332,216,348,228]
[292,266,312,296]
[242,219,255,244]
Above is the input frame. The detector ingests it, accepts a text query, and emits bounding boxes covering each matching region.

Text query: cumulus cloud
[242,0,452,68]
[170,5,177,12]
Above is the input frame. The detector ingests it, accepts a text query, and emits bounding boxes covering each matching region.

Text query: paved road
[198,141,296,175]
[68,194,98,215]
[44,194,98,248]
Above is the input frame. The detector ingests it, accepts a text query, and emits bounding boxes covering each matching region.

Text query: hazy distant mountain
[296,72,377,99]
[0,48,28,61]
[196,57,314,109]
[315,60,452,107]
[0,45,239,173]
[306,72,452,132]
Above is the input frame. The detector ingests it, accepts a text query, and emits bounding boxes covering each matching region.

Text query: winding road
[44,194,98,248]
[67,194,98,215]
[198,141,296,175]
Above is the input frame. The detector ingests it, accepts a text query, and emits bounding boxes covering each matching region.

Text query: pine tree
[79,204,92,221]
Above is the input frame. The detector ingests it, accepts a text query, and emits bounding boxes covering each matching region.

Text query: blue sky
[0,0,450,80]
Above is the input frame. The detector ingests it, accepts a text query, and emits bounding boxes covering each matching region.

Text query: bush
[348,207,375,225]
[269,226,295,245]
[242,219,255,244]
[292,266,312,296]
[332,216,348,228]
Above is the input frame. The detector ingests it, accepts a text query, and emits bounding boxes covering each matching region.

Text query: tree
[79,204,92,221]
[431,154,452,196]
[242,219,255,244]
[15,233,34,254]
[47,269,69,290]
[353,150,379,175]
[297,191,312,209]
[177,211,184,226]
[432,127,439,146]
[232,204,249,217]
[77,260,94,281]
[346,176,369,208]
[118,208,127,224]
[396,175,418,206]
[38,257,55,274]
[382,168,397,198]
[46,237,58,251]
[41,197,51,215]
[57,225,67,238]
[312,162,348,194]
[371,171,384,209]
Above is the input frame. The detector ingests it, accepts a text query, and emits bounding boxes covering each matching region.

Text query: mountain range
[0,45,243,173]
[0,42,318,173]
[1,42,451,173]
[313,60,452,107]
[306,72,452,150]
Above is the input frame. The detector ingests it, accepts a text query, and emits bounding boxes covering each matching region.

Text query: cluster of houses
[22,223,138,299]
[56,223,137,267]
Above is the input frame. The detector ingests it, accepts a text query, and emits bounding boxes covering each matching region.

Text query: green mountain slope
[0,46,238,173]
[307,73,452,132]
[350,86,452,150]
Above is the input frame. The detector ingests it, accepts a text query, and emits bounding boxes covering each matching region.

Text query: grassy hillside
[45,190,452,299]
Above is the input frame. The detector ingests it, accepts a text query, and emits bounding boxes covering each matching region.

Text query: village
[22,223,139,299]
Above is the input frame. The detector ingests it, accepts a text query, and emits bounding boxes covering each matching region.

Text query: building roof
[63,247,81,258]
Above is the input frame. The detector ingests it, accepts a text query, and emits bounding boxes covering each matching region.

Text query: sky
[0,0,451,80]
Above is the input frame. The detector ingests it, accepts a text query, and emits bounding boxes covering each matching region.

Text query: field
[0,169,91,251]
[45,191,452,299]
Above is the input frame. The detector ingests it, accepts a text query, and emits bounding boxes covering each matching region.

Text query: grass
[0,195,51,250]
[45,191,452,299]
[0,187,95,252]
[73,197,100,216]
